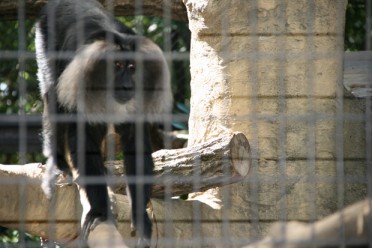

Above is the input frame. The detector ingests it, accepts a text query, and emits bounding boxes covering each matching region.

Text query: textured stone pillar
[185,0,365,244]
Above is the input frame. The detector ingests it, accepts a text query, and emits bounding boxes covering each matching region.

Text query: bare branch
[244,198,372,248]
[0,133,251,243]
[0,0,187,22]
[110,132,251,197]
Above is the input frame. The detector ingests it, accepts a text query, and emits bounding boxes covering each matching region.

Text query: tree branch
[244,198,372,248]
[0,133,251,244]
[110,132,251,197]
[0,0,187,22]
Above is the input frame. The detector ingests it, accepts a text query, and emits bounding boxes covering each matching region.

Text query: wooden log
[244,198,372,248]
[344,51,372,97]
[0,163,131,246]
[0,133,251,243]
[87,221,129,248]
[110,132,251,197]
[0,0,187,22]
[0,163,81,242]
[0,132,250,198]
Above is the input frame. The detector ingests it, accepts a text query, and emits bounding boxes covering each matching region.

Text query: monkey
[35,0,172,246]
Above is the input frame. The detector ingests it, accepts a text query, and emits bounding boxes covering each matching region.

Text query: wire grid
[0,0,371,247]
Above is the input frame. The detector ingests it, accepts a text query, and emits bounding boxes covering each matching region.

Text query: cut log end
[230,132,251,177]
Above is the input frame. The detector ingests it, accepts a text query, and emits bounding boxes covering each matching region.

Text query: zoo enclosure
[0,0,371,247]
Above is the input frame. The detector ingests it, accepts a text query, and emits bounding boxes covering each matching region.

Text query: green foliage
[0,227,42,247]
[172,102,189,130]
[345,0,367,51]
[0,20,41,114]
[179,194,189,200]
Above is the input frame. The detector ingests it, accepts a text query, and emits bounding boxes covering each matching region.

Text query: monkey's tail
[41,157,61,199]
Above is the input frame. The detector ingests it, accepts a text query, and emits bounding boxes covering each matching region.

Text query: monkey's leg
[67,124,112,240]
[120,123,154,248]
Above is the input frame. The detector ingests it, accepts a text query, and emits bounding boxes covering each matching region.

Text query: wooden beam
[109,132,251,197]
[244,198,372,248]
[344,51,372,97]
[0,133,251,242]
[0,0,188,22]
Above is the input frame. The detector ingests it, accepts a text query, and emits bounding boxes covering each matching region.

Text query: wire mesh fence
[0,0,371,247]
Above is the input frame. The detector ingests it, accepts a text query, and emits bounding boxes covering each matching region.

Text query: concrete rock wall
[183,0,366,245]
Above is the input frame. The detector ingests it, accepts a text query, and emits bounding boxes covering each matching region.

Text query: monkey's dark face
[56,39,171,116]
[113,58,136,103]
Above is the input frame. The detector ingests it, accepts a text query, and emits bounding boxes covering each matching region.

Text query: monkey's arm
[119,122,154,247]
